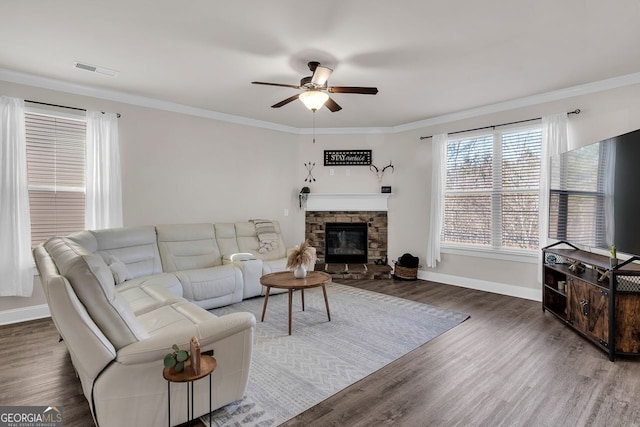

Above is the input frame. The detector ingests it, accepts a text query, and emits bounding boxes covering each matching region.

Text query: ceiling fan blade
[328,86,378,95]
[271,94,300,108]
[252,81,301,89]
[325,96,342,112]
[311,66,333,86]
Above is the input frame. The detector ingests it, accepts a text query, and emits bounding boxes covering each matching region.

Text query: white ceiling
[1,0,640,129]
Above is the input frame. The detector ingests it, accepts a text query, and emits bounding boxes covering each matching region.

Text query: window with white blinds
[443,127,542,250]
[25,111,86,247]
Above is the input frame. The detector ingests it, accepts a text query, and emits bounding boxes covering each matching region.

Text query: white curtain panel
[539,113,568,250]
[426,134,447,268]
[85,111,123,230]
[0,97,33,297]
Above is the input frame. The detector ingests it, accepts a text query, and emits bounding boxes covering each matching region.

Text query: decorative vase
[293,264,307,279]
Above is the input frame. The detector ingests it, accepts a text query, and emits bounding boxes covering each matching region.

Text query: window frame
[441,123,543,261]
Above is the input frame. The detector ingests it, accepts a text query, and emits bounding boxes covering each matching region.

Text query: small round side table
[163,354,217,427]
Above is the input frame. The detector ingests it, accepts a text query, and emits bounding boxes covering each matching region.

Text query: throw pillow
[109,255,132,284]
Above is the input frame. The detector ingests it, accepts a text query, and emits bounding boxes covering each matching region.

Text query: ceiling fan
[251,61,378,112]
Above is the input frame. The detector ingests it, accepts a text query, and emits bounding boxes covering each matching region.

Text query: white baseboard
[418,270,542,302]
[0,304,51,326]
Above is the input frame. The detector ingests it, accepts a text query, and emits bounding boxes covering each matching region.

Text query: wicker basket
[394,263,418,280]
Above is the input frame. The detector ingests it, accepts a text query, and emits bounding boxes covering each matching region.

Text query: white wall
[2,78,640,323]
[117,105,300,230]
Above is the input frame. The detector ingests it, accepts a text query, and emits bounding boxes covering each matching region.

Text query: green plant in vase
[610,245,618,268]
[163,344,189,373]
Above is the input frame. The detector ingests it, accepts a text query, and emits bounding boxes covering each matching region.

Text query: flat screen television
[548,128,640,257]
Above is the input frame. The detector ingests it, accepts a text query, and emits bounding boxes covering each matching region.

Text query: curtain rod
[25,100,121,118]
[419,109,580,140]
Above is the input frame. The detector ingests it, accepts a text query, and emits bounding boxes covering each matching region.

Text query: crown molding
[391,71,640,133]
[2,67,640,135]
[0,67,299,134]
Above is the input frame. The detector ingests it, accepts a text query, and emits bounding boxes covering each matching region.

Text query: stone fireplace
[305,211,387,265]
[303,193,391,279]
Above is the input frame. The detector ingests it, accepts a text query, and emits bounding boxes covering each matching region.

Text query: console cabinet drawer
[567,277,609,347]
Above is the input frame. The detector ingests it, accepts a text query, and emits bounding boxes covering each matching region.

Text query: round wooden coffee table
[260,271,332,335]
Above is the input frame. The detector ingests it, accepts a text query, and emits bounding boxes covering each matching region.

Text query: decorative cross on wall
[304,162,316,182]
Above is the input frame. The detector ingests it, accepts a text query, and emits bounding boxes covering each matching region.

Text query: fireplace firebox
[325,222,368,264]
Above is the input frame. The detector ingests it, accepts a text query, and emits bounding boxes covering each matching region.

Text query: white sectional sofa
[33,220,300,427]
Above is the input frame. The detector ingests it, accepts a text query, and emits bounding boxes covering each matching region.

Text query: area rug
[203,283,469,426]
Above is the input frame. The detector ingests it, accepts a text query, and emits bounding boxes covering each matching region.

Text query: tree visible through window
[25,111,86,247]
[443,127,542,250]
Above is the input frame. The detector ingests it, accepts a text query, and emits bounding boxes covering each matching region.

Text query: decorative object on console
[304,162,316,183]
[545,253,557,265]
[597,268,611,282]
[287,241,315,279]
[370,161,394,182]
[610,245,618,267]
[381,186,391,193]
[568,260,584,273]
[557,280,566,292]
[299,186,310,209]
[163,343,190,373]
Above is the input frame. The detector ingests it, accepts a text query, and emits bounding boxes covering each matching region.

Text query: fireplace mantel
[305,193,390,212]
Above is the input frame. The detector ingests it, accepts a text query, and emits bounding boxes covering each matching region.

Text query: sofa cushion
[136,300,215,335]
[43,237,149,349]
[90,226,163,279]
[174,264,242,303]
[108,255,132,284]
[117,274,184,316]
[214,223,240,256]
[157,224,223,271]
[117,272,183,297]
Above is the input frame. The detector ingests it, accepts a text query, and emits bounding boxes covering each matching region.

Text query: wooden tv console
[542,242,640,361]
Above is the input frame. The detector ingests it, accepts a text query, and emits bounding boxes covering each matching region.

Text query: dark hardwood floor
[2,279,640,426]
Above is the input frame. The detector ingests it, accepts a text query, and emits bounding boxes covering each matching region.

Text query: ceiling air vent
[73,61,119,77]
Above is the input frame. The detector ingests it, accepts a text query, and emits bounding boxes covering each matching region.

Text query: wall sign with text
[324,150,372,166]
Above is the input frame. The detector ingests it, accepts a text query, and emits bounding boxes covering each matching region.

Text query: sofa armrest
[223,252,256,262]
[224,254,264,299]
[115,312,255,365]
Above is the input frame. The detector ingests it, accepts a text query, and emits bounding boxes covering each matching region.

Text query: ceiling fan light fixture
[299,90,329,112]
